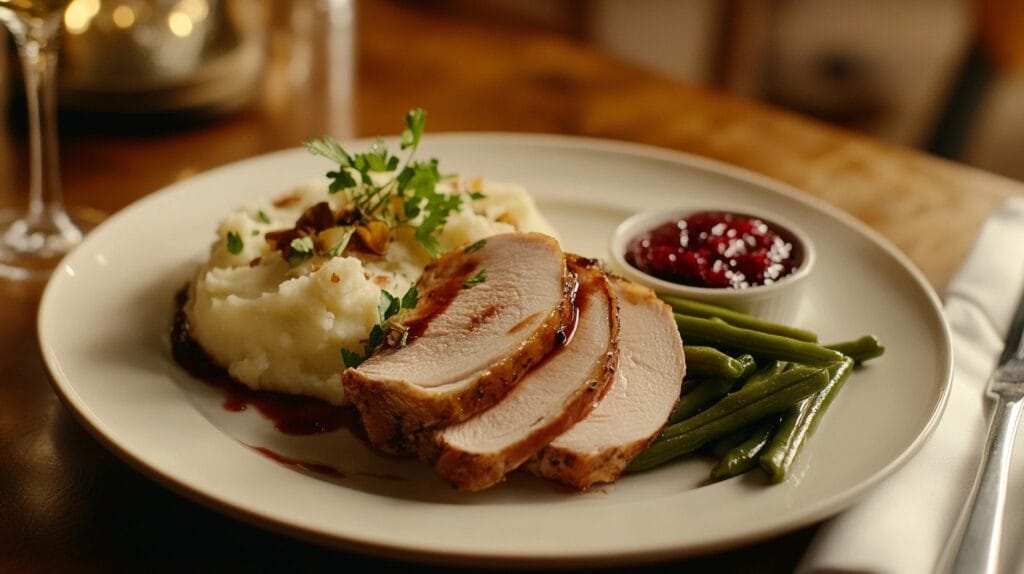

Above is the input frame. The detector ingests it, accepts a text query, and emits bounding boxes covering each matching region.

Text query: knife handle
[940,395,1024,574]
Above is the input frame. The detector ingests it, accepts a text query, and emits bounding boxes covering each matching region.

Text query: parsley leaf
[463,269,488,289]
[226,230,244,255]
[394,158,462,256]
[257,210,271,224]
[468,191,486,201]
[341,348,364,369]
[306,109,461,259]
[290,236,314,254]
[400,108,426,150]
[401,285,419,310]
[416,234,442,258]
[415,192,461,256]
[327,169,357,193]
[361,140,393,172]
[378,290,400,324]
[464,239,486,253]
[287,236,315,267]
[306,138,352,167]
[366,324,385,355]
[343,289,410,369]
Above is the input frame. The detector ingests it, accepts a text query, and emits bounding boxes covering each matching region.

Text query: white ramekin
[608,206,817,325]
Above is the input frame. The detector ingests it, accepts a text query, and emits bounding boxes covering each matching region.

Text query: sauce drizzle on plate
[171,287,365,440]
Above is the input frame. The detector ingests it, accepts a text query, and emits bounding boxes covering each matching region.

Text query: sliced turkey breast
[342,233,576,454]
[528,275,685,490]
[424,257,620,491]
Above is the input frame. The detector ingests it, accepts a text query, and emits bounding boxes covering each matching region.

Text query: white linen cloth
[799,197,1024,574]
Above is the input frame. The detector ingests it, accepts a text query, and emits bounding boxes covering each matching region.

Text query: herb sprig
[305,109,460,257]
[226,230,244,255]
[463,269,487,289]
[288,236,315,267]
[341,284,420,368]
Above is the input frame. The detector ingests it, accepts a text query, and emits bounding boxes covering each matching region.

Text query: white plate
[38,134,952,567]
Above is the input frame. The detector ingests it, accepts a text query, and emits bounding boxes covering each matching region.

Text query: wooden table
[1,1,1021,571]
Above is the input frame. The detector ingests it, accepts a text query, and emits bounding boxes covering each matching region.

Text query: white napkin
[798,197,1024,574]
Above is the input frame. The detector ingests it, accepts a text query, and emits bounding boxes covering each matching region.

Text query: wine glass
[0,0,97,281]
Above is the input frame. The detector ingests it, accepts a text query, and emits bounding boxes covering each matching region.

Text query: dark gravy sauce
[171,288,365,440]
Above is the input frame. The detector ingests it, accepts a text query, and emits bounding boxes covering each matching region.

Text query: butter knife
[941,284,1024,574]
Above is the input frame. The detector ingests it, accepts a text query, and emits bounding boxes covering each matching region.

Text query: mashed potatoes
[185,176,555,404]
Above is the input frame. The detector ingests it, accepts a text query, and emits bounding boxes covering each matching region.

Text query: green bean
[706,426,752,459]
[669,377,738,424]
[699,365,776,457]
[675,314,845,366]
[735,354,757,378]
[710,416,782,481]
[738,360,788,391]
[628,366,830,472]
[825,335,885,365]
[662,296,818,342]
[684,346,756,380]
[759,358,854,483]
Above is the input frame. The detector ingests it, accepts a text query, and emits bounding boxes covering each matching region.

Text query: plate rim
[37,132,954,566]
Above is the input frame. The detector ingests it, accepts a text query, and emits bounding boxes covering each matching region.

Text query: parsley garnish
[366,324,385,354]
[463,269,488,289]
[401,285,419,310]
[401,108,426,150]
[464,239,486,254]
[343,288,415,368]
[291,236,314,253]
[226,230,244,255]
[305,137,352,166]
[378,289,400,325]
[341,348,364,369]
[251,229,260,236]
[287,236,315,267]
[257,210,271,224]
[305,109,462,258]
[469,191,486,201]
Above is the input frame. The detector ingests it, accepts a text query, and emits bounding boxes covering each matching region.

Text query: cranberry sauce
[625,211,803,289]
[171,288,365,439]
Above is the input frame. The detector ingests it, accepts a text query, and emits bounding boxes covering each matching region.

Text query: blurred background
[1,0,1023,181]
[421,0,1023,181]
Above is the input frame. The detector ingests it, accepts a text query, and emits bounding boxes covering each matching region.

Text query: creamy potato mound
[185,177,555,404]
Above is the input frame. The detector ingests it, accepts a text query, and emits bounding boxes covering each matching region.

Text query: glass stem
[13,13,66,232]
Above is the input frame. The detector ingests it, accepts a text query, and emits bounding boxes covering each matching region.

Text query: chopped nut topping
[350,221,391,256]
[272,192,302,208]
[267,202,340,262]
[385,321,409,348]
